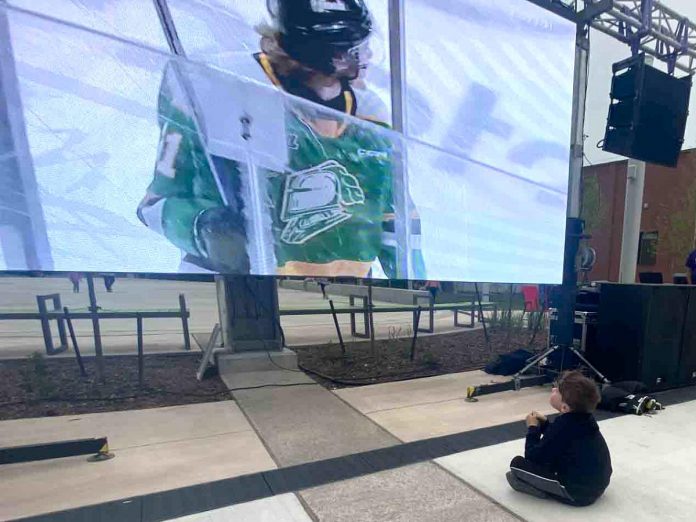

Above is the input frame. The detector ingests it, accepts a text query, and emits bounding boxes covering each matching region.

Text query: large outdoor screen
[0,0,575,282]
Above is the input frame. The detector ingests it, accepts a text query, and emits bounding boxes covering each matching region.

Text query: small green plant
[21,352,56,400]
[420,351,440,369]
[509,311,527,330]
[388,326,402,341]
[487,313,503,330]
[489,310,526,331]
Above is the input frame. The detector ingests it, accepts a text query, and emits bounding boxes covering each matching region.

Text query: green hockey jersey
[138,55,423,277]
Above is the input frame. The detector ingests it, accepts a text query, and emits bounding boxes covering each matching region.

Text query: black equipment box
[586,283,696,391]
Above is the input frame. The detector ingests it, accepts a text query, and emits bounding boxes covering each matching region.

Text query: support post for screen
[567,24,590,220]
[216,275,282,353]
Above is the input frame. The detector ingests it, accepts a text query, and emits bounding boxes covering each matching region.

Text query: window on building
[638,231,659,266]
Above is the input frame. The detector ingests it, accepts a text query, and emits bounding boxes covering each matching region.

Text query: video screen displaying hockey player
[0,0,574,283]
[136,0,424,278]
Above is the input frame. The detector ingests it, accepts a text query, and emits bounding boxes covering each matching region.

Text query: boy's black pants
[508,456,591,506]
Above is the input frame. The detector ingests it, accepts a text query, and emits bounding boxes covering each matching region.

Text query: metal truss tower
[564,0,696,73]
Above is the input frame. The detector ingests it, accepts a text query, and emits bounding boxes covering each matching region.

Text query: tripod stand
[511,342,609,388]
[466,218,610,401]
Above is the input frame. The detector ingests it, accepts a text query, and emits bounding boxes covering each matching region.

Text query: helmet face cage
[332,40,372,79]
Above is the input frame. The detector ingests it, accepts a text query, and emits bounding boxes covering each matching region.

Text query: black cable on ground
[298,361,486,387]
[153,382,316,394]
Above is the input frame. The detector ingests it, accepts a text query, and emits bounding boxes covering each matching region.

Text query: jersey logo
[288,134,300,150]
[280,160,365,244]
[311,0,349,13]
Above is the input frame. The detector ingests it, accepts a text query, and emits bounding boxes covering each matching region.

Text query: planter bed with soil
[0,353,230,421]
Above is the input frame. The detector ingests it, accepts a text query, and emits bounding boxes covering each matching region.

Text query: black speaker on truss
[603,54,692,168]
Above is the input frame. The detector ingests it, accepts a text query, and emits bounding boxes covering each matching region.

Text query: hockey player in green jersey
[138,0,424,278]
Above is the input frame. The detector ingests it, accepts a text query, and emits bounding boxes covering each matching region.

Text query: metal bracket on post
[454,307,474,329]
[350,295,370,339]
[414,295,434,334]
[36,294,68,355]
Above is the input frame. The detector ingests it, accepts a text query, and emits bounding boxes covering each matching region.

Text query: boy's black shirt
[525,412,612,502]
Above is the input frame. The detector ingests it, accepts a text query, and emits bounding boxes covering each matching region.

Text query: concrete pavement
[437,399,696,522]
[335,370,555,442]
[228,368,519,521]
[4,363,696,522]
[300,462,518,522]
[0,402,278,521]
[167,494,311,522]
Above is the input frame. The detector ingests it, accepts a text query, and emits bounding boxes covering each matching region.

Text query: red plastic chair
[521,285,540,312]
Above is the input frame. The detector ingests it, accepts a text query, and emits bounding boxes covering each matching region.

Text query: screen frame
[0,0,580,282]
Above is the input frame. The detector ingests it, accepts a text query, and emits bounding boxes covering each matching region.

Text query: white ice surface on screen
[8,0,170,50]
[7,8,179,272]
[405,0,573,282]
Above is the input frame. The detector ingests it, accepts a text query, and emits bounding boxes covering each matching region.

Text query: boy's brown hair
[558,371,601,413]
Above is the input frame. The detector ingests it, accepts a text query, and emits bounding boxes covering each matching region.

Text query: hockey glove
[195,207,250,274]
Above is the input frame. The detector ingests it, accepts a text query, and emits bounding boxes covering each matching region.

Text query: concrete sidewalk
[5,368,696,522]
[437,399,696,522]
[226,363,518,521]
[0,402,278,521]
[331,371,696,522]
[167,494,311,522]
[335,370,555,442]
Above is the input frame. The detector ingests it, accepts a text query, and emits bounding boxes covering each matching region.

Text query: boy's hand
[532,411,547,424]
[525,412,539,427]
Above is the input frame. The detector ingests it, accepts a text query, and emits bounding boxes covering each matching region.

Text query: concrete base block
[217,349,315,389]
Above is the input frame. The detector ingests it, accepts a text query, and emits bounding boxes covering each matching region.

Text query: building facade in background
[582,149,696,282]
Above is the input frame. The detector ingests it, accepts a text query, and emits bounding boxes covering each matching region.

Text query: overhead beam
[576,0,696,74]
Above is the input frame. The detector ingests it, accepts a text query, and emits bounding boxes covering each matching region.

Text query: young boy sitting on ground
[507,371,612,506]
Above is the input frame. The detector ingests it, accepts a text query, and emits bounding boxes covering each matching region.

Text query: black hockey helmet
[268,0,373,74]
